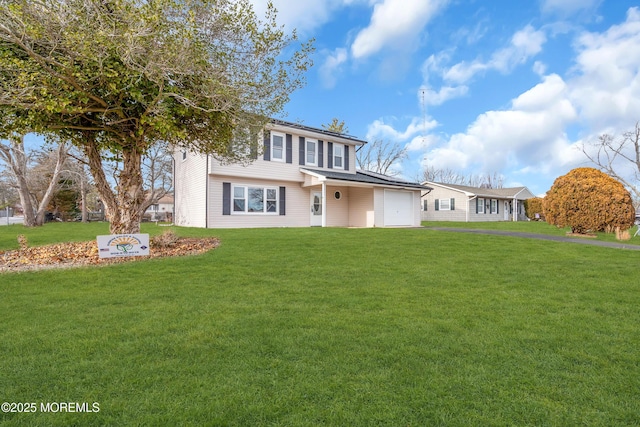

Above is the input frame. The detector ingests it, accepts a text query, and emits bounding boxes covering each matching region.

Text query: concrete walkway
[425,227,640,251]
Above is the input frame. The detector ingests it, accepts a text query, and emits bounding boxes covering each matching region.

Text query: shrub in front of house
[543,167,635,235]
[524,197,545,221]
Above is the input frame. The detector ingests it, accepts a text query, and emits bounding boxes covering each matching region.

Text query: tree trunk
[80,177,88,223]
[112,146,145,234]
[0,135,37,226]
[34,143,67,225]
[82,134,145,234]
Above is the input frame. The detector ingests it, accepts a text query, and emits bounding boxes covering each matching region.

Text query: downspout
[321,182,327,227]
[468,195,477,223]
[205,154,209,228]
[171,154,175,225]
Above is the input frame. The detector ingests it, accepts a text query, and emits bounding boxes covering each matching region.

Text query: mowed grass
[423,220,640,244]
[1,223,639,426]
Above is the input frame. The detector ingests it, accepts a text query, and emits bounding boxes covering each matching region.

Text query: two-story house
[174,119,430,228]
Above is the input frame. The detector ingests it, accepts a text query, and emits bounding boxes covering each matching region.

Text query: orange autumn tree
[543,167,635,234]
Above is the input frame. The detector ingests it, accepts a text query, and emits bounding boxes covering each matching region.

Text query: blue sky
[251,0,640,196]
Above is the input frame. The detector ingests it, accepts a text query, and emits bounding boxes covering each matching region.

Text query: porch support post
[321,182,327,227]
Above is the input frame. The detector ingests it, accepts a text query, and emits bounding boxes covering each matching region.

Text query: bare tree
[421,167,504,188]
[0,134,67,226]
[357,139,408,176]
[581,122,640,208]
[140,141,173,212]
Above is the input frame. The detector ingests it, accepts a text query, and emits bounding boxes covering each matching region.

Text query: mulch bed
[0,237,220,273]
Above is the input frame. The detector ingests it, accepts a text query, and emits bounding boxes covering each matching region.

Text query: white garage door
[384,190,414,226]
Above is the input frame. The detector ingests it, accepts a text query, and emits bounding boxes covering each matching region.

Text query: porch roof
[301,168,432,190]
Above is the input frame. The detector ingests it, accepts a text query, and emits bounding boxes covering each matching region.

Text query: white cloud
[421,85,469,106]
[319,48,349,88]
[443,25,547,84]
[351,0,449,59]
[366,117,438,142]
[569,7,640,131]
[422,74,578,177]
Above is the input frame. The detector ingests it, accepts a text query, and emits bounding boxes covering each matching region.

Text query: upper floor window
[306,139,318,166]
[271,133,284,161]
[333,144,344,169]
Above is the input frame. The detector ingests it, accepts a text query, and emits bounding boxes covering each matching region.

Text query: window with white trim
[333,143,344,169]
[491,199,497,214]
[233,185,278,214]
[477,198,485,214]
[439,198,451,210]
[271,133,284,161]
[306,139,317,166]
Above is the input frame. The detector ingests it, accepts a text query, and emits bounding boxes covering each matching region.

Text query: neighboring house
[145,193,174,221]
[174,119,431,228]
[421,182,535,222]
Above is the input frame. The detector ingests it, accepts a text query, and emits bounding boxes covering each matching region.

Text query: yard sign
[96,234,150,259]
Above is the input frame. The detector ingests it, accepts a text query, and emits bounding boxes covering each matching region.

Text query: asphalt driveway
[425,227,640,251]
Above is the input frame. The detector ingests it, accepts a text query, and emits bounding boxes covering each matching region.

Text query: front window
[306,139,317,165]
[233,185,278,214]
[478,198,485,214]
[439,199,450,210]
[271,133,284,161]
[333,144,344,169]
[491,199,497,214]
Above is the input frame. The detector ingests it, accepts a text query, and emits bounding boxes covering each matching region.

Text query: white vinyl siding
[209,176,309,228]
[174,151,208,227]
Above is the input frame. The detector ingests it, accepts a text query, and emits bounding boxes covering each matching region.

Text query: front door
[504,202,509,221]
[310,191,322,226]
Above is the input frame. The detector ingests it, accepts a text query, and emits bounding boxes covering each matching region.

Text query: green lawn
[1,223,639,426]
[422,220,640,244]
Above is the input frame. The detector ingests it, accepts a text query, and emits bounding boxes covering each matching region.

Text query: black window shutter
[476,198,479,214]
[435,199,439,211]
[222,182,231,215]
[299,137,305,165]
[263,131,271,161]
[318,141,324,167]
[286,134,292,164]
[486,199,489,214]
[450,198,455,210]
[344,145,350,171]
[497,200,499,214]
[279,186,286,215]
[328,142,333,169]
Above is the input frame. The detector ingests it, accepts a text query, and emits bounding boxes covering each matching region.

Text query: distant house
[421,182,535,222]
[173,119,431,228]
[144,193,174,221]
